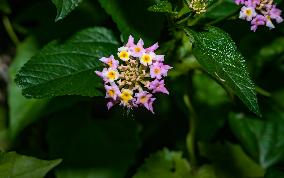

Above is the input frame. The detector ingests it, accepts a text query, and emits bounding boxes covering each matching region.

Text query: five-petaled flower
[95,35,172,113]
[234,0,283,31]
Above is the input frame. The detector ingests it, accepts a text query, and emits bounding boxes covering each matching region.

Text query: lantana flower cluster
[95,36,172,113]
[234,0,283,31]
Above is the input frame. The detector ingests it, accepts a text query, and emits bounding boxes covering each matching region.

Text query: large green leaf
[229,112,284,169]
[51,0,82,21]
[0,152,61,178]
[185,26,260,115]
[97,0,164,43]
[15,27,119,98]
[133,148,190,178]
[8,38,49,139]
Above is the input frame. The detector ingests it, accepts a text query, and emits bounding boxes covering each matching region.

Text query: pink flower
[239,6,257,21]
[95,68,108,82]
[99,55,119,69]
[269,5,283,23]
[265,15,275,29]
[130,39,146,57]
[149,79,169,94]
[145,43,159,52]
[154,55,165,62]
[105,83,120,100]
[126,35,135,48]
[96,35,171,113]
[235,0,283,31]
[235,0,245,5]
[102,68,119,82]
[135,91,156,113]
[107,100,116,110]
[245,0,260,7]
[150,62,172,79]
[251,15,266,32]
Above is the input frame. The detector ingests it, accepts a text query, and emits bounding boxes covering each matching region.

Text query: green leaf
[0,152,61,178]
[8,38,49,139]
[229,112,284,168]
[199,142,264,178]
[97,0,164,43]
[148,1,177,14]
[133,148,190,178]
[51,0,82,21]
[47,106,140,178]
[193,72,229,141]
[193,72,229,106]
[15,27,119,98]
[184,26,260,116]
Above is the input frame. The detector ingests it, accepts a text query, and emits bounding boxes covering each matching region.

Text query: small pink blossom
[265,15,275,29]
[251,15,266,32]
[155,55,165,62]
[235,0,245,5]
[150,62,172,79]
[149,79,169,94]
[145,43,159,52]
[126,35,135,48]
[99,55,119,69]
[135,91,156,113]
[107,100,116,110]
[130,39,146,57]
[239,6,257,21]
[245,0,260,7]
[269,5,283,23]
[105,83,120,100]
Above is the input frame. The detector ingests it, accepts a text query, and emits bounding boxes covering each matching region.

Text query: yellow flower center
[135,47,141,53]
[140,95,148,103]
[141,54,152,65]
[118,51,130,60]
[108,89,115,97]
[107,70,118,81]
[154,68,160,74]
[107,60,113,67]
[120,89,133,103]
[245,9,252,16]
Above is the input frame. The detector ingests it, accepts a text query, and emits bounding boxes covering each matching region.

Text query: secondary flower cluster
[188,0,209,14]
[95,36,172,113]
[234,0,283,31]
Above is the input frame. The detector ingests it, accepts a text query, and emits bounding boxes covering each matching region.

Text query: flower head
[187,0,209,14]
[95,36,172,113]
[235,0,283,31]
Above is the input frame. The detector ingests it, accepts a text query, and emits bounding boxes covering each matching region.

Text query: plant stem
[255,86,271,97]
[183,94,198,169]
[2,15,20,46]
